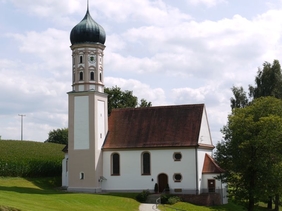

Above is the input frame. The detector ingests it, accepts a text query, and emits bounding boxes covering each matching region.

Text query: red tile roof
[202,153,225,174]
[103,104,211,149]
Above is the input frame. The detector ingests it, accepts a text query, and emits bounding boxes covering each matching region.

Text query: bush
[161,194,181,204]
[167,196,181,205]
[161,194,170,204]
[136,190,150,203]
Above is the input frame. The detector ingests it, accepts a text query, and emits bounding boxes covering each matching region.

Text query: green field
[0,140,64,177]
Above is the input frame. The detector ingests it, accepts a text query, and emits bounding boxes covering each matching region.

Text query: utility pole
[18,114,26,141]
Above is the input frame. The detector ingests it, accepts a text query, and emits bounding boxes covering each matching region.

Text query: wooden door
[158,173,168,193]
[208,179,215,192]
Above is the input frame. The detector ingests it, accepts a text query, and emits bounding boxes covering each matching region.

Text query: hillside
[0,140,65,177]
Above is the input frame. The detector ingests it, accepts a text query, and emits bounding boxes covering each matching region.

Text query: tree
[215,97,282,211]
[228,60,282,209]
[230,86,249,109]
[139,98,152,107]
[230,60,282,110]
[45,128,68,145]
[105,86,152,114]
[249,60,282,100]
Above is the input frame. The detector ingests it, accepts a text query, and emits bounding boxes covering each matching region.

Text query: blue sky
[1,0,282,143]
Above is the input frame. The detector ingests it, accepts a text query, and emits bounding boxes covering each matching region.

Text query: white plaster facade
[102,148,197,193]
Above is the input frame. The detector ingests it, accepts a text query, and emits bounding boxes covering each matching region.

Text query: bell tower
[67,3,108,192]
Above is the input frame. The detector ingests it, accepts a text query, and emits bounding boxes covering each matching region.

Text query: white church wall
[74,96,89,150]
[102,148,197,194]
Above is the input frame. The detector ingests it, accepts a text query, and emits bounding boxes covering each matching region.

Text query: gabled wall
[198,106,213,146]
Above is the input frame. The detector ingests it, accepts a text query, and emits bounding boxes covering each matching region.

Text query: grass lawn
[158,199,277,211]
[0,177,139,211]
[157,200,246,211]
[0,177,277,211]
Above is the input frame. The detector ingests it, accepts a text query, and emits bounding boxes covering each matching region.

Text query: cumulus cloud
[186,0,227,7]
[105,77,167,106]
[1,0,282,143]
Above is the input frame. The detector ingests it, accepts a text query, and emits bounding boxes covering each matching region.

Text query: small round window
[174,173,182,182]
[173,152,182,161]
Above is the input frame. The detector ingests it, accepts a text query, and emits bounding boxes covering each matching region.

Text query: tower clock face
[88,55,96,64]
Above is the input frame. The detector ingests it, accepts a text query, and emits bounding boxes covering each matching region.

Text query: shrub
[161,194,180,204]
[167,196,181,205]
[161,194,170,204]
[136,190,150,203]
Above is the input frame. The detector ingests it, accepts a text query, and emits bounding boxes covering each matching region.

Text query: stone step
[146,194,161,203]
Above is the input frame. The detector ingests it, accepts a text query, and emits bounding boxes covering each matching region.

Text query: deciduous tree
[230,86,249,109]
[105,86,152,114]
[215,97,282,211]
[45,128,68,145]
[249,60,282,100]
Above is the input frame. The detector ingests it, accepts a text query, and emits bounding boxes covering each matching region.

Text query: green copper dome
[70,9,106,45]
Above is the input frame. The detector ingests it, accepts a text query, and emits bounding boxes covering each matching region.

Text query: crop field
[0,140,64,177]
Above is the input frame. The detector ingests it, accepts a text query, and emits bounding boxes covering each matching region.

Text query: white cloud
[2,0,282,143]
[186,0,227,7]
[105,77,167,106]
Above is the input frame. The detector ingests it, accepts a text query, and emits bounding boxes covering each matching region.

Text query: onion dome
[70,8,106,45]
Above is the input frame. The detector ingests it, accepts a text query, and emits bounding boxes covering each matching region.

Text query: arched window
[142,152,150,175]
[73,71,75,82]
[79,71,83,81]
[112,153,120,175]
[79,55,83,63]
[99,70,102,82]
[90,71,94,81]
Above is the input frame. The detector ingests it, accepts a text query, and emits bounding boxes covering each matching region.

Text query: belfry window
[142,152,151,175]
[112,153,120,176]
[79,55,83,64]
[90,71,94,81]
[79,71,83,81]
[99,71,102,82]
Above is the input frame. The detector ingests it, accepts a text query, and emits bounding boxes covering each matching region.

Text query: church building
[62,5,228,204]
